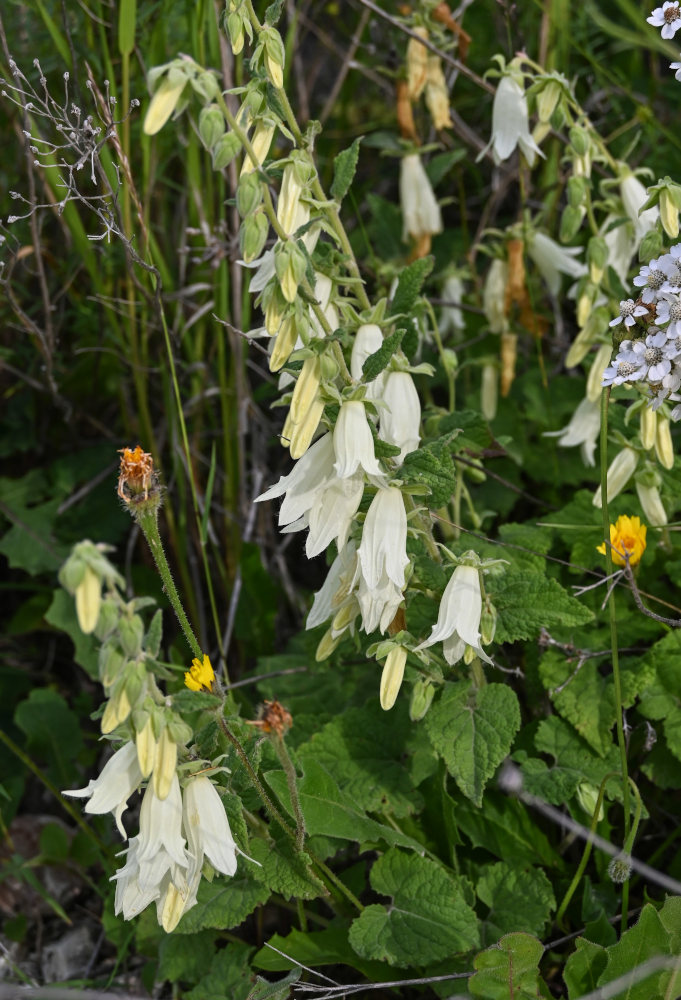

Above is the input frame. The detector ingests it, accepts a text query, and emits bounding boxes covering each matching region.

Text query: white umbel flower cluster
[602,244,681,417]
[64,744,239,932]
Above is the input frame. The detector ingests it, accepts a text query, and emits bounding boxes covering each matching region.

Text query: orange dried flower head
[117,446,157,504]
[247,700,292,736]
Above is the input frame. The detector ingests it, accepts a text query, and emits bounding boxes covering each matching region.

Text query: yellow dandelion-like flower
[184,654,215,692]
[597,515,647,568]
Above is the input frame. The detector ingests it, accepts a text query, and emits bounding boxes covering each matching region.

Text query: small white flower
[656,296,681,338]
[399,154,443,242]
[633,258,674,303]
[379,371,421,464]
[544,396,601,466]
[183,776,238,877]
[63,741,142,838]
[356,487,409,634]
[527,231,587,296]
[414,561,492,666]
[333,400,384,479]
[620,330,671,383]
[609,298,648,328]
[647,2,681,38]
[671,58,681,80]
[481,73,545,167]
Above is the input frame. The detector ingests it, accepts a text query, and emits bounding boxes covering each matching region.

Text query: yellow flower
[184,654,215,692]
[597,515,647,568]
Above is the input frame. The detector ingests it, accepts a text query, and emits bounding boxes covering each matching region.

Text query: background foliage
[2,1,681,998]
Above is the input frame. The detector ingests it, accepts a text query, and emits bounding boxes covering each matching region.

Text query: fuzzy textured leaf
[469,932,546,999]
[330,137,362,202]
[389,256,434,316]
[348,849,479,966]
[425,682,521,806]
[597,904,677,1000]
[175,876,269,934]
[401,438,457,507]
[362,328,404,383]
[477,862,555,944]
[493,572,594,644]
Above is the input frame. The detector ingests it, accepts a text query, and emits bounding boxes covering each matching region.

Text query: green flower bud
[409,678,435,721]
[480,601,497,646]
[212,131,242,171]
[262,27,285,89]
[94,598,120,642]
[481,363,497,422]
[569,126,589,156]
[536,79,562,123]
[98,641,126,689]
[655,415,675,469]
[236,170,263,218]
[227,11,245,55]
[240,211,269,263]
[575,781,604,821]
[198,105,225,150]
[119,614,145,658]
[275,240,307,303]
[567,176,587,209]
[319,351,339,381]
[559,204,584,243]
[587,236,608,284]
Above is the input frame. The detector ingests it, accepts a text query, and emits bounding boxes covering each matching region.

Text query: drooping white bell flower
[415,560,492,666]
[297,473,364,558]
[306,541,358,630]
[543,396,601,467]
[399,154,443,242]
[527,232,587,296]
[351,323,387,401]
[137,772,188,868]
[256,434,335,525]
[480,71,545,168]
[63,741,142,838]
[356,487,409,634]
[439,275,466,336]
[620,172,659,244]
[333,400,384,479]
[379,371,421,464]
[183,776,238,877]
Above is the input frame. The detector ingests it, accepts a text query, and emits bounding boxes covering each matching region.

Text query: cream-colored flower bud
[406,27,429,100]
[481,363,498,421]
[135,715,157,779]
[655,415,675,469]
[660,188,680,239]
[241,121,275,177]
[288,399,325,460]
[537,79,562,123]
[263,29,285,89]
[586,344,613,403]
[75,566,102,634]
[425,56,452,129]
[270,317,298,372]
[143,68,187,136]
[640,406,657,451]
[593,447,638,508]
[101,687,131,735]
[380,646,407,711]
[483,259,509,334]
[315,627,342,662]
[290,357,321,424]
[532,121,552,145]
[153,727,178,801]
[277,164,304,235]
[265,291,286,337]
[636,481,667,526]
[160,883,186,934]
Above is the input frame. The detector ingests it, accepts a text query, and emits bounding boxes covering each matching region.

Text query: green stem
[599,385,631,928]
[555,770,617,926]
[271,733,306,852]
[136,508,203,660]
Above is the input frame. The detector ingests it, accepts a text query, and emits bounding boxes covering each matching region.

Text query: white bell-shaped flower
[351,324,386,401]
[527,232,587,296]
[379,371,421,464]
[415,562,492,666]
[333,400,384,479]
[137,772,188,868]
[620,172,659,244]
[483,73,545,167]
[301,473,364,558]
[399,154,443,242]
[356,487,409,634]
[63,741,142,838]
[256,434,335,524]
[307,541,358,630]
[183,776,238,877]
[543,396,601,467]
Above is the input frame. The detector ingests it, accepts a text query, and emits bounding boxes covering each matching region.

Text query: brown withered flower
[247,700,293,737]
[117,446,157,504]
